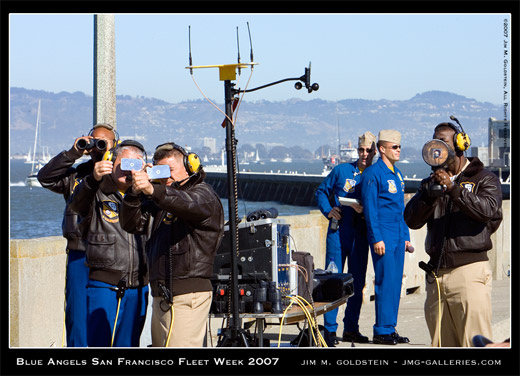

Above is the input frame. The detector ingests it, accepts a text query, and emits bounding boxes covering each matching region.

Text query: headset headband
[154,142,187,155]
[89,123,119,142]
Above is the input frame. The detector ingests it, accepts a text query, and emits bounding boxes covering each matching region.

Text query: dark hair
[433,122,458,137]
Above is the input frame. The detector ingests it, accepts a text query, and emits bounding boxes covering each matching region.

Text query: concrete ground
[140,278,511,348]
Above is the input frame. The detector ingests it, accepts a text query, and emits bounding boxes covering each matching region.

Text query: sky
[9,13,511,105]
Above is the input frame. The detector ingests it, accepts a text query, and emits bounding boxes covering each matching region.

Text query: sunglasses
[357,147,374,153]
[385,144,401,150]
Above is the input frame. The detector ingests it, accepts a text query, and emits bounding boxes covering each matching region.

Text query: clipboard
[338,197,361,207]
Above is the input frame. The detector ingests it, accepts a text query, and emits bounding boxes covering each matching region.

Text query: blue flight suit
[87,280,149,347]
[315,161,370,334]
[65,249,90,346]
[359,158,410,336]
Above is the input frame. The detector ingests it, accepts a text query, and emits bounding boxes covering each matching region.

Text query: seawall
[9,200,510,347]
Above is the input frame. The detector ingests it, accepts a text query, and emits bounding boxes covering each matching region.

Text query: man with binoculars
[37,123,118,347]
[404,121,503,347]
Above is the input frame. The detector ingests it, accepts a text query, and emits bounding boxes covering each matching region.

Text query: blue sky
[9,13,511,105]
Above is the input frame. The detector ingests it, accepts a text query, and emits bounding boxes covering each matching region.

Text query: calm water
[9,158,430,239]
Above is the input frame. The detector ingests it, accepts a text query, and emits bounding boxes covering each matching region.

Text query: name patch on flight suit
[343,179,356,193]
[460,182,475,192]
[397,172,405,192]
[101,200,119,223]
[387,179,397,194]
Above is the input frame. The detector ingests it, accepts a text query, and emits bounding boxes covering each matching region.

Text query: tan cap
[378,129,401,144]
[358,131,376,147]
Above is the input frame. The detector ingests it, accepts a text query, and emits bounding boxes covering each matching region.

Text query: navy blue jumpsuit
[359,158,410,336]
[315,161,369,334]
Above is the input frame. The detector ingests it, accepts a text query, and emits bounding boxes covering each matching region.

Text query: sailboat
[25,100,44,188]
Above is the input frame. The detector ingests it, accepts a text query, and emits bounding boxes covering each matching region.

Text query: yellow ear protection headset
[153,142,201,176]
[88,123,120,151]
[103,139,147,163]
[448,115,471,152]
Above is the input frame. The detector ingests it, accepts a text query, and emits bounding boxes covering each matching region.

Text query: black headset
[103,139,147,163]
[152,142,201,176]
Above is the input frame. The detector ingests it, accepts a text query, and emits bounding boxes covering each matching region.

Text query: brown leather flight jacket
[404,157,503,269]
[120,174,224,298]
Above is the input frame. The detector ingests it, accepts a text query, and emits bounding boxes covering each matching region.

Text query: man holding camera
[359,129,412,345]
[315,131,376,344]
[404,122,503,347]
[37,123,117,347]
[68,140,151,347]
[120,142,224,347]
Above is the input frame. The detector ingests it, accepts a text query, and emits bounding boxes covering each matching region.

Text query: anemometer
[186,23,319,347]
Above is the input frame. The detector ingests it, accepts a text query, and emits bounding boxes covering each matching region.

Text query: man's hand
[351,203,363,214]
[131,169,154,196]
[405,240,414,253]
[69,136,91,158]
[432,168,454,191]
[327,206,342,220]
[93,160,113,181]
[373,241,385,256]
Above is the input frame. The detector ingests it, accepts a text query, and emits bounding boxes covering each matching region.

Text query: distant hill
[9,87,501,159]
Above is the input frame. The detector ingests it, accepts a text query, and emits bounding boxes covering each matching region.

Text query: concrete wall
[10,236,67,347]
[9,201,510,347]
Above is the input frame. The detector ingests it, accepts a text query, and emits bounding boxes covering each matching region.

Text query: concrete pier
[9,201,510,347]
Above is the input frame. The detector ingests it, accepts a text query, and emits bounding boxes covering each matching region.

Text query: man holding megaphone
[404,120,503,347]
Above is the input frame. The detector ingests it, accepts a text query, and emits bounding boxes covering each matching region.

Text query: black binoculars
[76,138,107,151]
[246,207,279,222]
[253,281,283,314]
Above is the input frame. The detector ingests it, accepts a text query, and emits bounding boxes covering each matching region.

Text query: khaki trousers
[424,260,492,347]
[151,291,212,347]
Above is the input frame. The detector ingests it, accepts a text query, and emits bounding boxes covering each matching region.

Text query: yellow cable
[288,296,326,347]
[111,298,121,347]
[433,272,442,347]
[62,253,68,347]
[292,295,327,347]
[165,305,175,347]
[277,300,295,347]
[294,296,327,347]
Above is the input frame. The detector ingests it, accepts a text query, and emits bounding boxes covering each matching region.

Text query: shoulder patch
[343,178,357,193]
[388,179,397,193]
[460,181,476,193]
[101,200,119,223]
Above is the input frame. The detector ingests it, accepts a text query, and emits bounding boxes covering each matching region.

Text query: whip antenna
[236,26,241,75]
[188,25,193,75]
[247,22,254,62]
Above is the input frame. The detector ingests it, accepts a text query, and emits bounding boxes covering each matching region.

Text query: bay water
[9,158,429,240]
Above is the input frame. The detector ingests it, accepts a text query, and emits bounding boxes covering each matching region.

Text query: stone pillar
[93,14,116,129]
